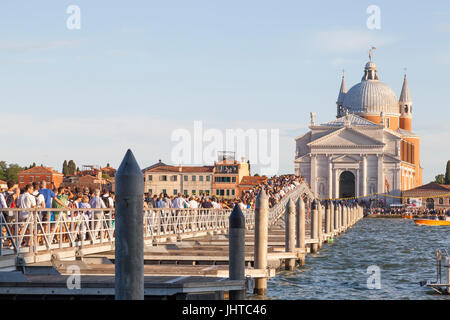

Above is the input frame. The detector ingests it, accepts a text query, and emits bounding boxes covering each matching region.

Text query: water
[257,218,450,299]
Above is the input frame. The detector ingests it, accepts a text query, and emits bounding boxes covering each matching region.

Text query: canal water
[262,218,449,299]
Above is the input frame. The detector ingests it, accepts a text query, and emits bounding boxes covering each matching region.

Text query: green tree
[102,173,111,180]
[0,161,7,181]
[68,160,76,175]
[62,160,68,175]
[435,174,445,184]
[5,163,24,183]
[445,161,450,185]
[106,163,110,168]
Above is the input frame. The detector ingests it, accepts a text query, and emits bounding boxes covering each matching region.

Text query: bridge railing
[268,181,315,226]
[0,207,258,256]
[0,182,314,257]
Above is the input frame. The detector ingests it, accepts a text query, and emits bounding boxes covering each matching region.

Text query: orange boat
[413,218,450,226]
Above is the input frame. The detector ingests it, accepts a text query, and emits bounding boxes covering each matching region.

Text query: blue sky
[1,1,449,182]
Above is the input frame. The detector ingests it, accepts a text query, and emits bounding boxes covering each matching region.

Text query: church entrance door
[339,171,355,199]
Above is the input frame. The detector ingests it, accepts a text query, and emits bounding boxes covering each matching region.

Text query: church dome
[342,80,399,114]
[341,58,399,115]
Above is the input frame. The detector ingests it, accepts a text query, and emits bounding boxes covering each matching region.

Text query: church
[294,51,422,204]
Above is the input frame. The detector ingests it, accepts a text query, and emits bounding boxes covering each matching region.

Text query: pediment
[332,154,362,162]
[308,127,384,148]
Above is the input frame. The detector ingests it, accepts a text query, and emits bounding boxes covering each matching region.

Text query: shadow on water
[252,218,450,300]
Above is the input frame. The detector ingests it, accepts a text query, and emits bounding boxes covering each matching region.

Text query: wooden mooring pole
[115,149,144,300]
[296,197,306,266]
[254,189,269,295]
[229,204,245,300]
[285,199,296,271]
[310,200,319,254]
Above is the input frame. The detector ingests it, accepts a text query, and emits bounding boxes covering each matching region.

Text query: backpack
[5,192,16,208]
[102,196,111,208]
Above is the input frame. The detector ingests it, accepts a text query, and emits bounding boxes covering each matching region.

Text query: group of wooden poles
[228,188,365,299]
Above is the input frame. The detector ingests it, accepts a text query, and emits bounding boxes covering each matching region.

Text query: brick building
[18,166,64,189]
[402,182,450,210]
[212,153,250,199]
[237,176,268,198]
[143,164,214,196]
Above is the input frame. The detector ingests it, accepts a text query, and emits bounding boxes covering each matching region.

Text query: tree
[102,173,111,180]
[445,161,450,185]
[5,163,24,183]
[62,160,68,176]
[0,161,8,181]
[68,160,76,175]
[106,163,110,168]
[435,174,445,184]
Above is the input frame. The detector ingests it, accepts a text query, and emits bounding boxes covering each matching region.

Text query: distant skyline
[1,1,450,183]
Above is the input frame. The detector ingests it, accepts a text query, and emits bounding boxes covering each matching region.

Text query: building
[18,166,64,189]
[237,176,268,198]
[0,180,7,190]
[143,153,251,199]
[294,51,422,204]
[212,152,250,199]
[143,164,214,196]
[61,171,113,192]
[402,182,450,210]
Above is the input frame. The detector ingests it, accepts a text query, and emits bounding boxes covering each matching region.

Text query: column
[311,155,317,195]
[328,156,333,199]
[355,169,360,198]
[362,155,367,196]
[334,169,339,199]
[377,154,384,194]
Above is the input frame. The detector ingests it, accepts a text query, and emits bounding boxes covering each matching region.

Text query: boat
[414,217,450,226]
[402,213,413,219]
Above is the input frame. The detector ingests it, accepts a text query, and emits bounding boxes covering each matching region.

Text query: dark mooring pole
[229,204,246,300]
[115,149,144,300]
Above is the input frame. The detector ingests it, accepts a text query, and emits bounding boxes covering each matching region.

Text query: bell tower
[336,71,346,118]
[399,74,412,131]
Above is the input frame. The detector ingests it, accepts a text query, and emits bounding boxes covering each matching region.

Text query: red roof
[19,166,63,176]
[0,180,6,184]
[239,176,268,186]
[402,182,450,196]
[145,165,214,173]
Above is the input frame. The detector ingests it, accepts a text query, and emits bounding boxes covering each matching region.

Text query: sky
[0,1,449,182]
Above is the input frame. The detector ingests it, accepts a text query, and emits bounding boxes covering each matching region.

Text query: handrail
[0,183,315,258]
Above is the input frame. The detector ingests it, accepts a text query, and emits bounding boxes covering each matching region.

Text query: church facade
[294,54,422,204]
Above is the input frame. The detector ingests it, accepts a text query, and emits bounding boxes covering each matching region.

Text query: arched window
[404,105,408,113]
[319,183,325,195]
[439,198,444,205]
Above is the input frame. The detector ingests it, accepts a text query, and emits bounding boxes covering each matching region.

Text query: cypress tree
[445,160,450,185]
[68,160,76,175]
[62,160,68,175]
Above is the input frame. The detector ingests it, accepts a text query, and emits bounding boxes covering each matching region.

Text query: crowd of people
[0,174,304,224]
[0,180,115,222]
[368,206,450,217]
[142,174,304,212]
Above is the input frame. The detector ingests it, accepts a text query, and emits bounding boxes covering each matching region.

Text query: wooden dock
[0,184,364,299]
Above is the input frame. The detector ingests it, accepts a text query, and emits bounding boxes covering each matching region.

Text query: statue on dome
[369,46,376,61]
